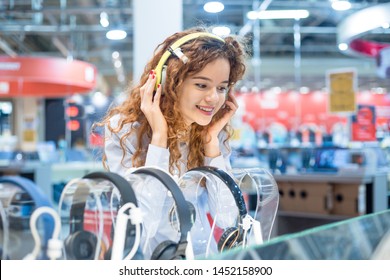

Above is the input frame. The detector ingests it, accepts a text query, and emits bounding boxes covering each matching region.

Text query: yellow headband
[154,32,225,90]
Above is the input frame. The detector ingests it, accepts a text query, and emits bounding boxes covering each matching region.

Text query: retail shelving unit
[274,171,388,235]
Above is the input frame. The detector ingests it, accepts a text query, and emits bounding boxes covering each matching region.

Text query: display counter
[0,161,104,204]
[206,209,390,260]
[273,171,388,235]
[0,161,52,199]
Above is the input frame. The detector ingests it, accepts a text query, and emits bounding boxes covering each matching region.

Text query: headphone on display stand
[153,32,225,94]
[61,172,143,260]
[61,181,100,260]
[232,168,279,243]
[131,167,195,260]
[83,171,143,260]
[185,166,262,252]
[0,176,55,260]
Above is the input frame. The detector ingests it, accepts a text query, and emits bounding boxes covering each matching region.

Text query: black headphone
[186,166,248,252]
[63,171,142,260]
[131,167,194,260]
[83,171,143,260]
[63,181,97,260]
[153,32,225,93]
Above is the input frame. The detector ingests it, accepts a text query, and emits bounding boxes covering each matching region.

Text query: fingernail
[158,84,161,88]
[152,74,155,79]
[150,70,154,75]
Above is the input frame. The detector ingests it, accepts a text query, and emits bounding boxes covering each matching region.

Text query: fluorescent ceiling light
[100,12,109,27]
[112,51,120,59]
[106,29,127,40]
[331,0,351,11]
[92,91,108,108]
[212,26,231,36]
[247,9,310,20]
[203,1,224,13]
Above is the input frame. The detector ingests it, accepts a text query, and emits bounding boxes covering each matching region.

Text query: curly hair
[96,27,247,174]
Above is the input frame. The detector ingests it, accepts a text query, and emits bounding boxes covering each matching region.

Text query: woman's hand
[204,89,239,157]
[140,70,168,148]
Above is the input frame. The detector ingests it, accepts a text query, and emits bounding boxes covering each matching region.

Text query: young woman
[97,27,247,258]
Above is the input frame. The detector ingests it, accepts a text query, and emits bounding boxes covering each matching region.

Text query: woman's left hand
[203,89,238,157]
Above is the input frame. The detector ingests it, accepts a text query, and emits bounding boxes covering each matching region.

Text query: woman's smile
[196,105,215,115]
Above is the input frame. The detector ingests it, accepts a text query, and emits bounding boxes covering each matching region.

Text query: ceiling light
[106,29,127,40]
[0,101,12,114]
[114,60,122,68]
[331,0,351,11]
[338,43,348,51]
[92,91,108,108]
[100,12,109,27]
[299,86,310,94]
[203,1,224,13]
[212,26,231,36]
[112,51,120,59]
[247,9,309,20]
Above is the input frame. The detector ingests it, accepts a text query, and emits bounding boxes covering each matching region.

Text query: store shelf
[272,171,389,235]
[277,210,351,220]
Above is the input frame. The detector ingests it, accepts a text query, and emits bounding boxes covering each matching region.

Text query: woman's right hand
[140,70,168,148]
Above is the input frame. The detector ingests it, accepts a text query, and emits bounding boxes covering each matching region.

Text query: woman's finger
[145,71,156,96]
[141,71,156,104]
[153,83,162,103]
[228,90,239,108]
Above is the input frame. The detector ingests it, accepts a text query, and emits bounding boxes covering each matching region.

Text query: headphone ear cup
[160,65,167,95]
[217,227,242,252]
[64,231,97,260]
[151,240,178,260]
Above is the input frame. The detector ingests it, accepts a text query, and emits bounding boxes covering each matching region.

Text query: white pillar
[133,0,183,82]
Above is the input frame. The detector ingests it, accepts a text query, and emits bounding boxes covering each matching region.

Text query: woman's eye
[218,87,228,94]
[195,83,207,89]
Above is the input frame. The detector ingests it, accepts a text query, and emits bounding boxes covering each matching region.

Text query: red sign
[351,105,377,141]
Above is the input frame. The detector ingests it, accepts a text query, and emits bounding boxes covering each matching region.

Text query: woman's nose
[205,88,220,103]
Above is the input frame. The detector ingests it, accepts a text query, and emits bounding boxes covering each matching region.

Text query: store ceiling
[0,0,389,95]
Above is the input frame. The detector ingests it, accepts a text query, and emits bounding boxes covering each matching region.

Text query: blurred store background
[0,0,389,235]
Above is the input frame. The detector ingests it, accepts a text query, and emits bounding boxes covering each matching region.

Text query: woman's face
[177,58,230,126]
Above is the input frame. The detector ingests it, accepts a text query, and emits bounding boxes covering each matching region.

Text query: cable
[91,189,104,260]
[57,178,84,216]
[110,188,121,230]
[24,206,62,260]
[205,213,218,258]
[185,232,194,260]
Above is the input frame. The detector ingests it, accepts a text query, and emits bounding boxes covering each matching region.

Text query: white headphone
[24,206,63,260]
[110,202,143,260]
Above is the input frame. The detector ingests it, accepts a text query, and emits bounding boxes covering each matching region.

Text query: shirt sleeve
[105,123,134,177]
[144,144,170,172]
[105,115,171,176]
